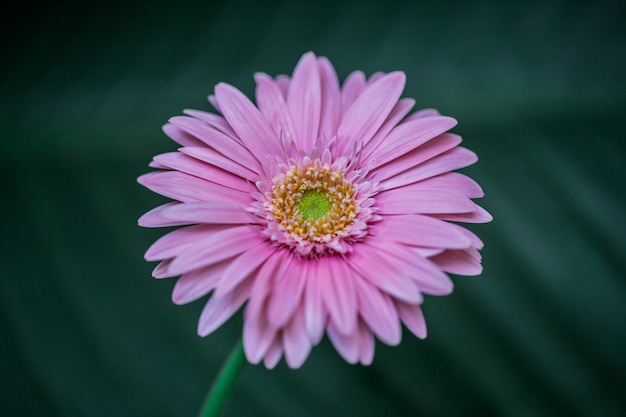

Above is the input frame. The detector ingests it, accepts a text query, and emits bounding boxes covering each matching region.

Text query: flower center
[297,190,332,220]
[269,162,358,249]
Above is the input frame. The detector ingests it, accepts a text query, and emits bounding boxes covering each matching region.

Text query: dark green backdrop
[2,1,625,416]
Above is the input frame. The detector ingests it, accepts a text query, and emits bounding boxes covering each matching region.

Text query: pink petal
[429,248,483,276]
[372,133,462,180]
[171,259,230,304]
[168,116,260,171]
[283,307,313,368]
[182,109,236,137]
[243,306,277,364]
[214,244,277,297]
[138,203,188,228]
[340,71,366,115]
[168,226,263,276]
[153,152,250,192]
[336,72,406,155]
[369,117,458,169]
[317,56,341,142]
[137,171,251,204]
[162,123,205,147]
[379,147,478,190]
[304,261,326,344]
[327,321,359,364]
[395,300,427,339]
[287,52,321,153]
[360,98,415,160]
[246,250,291,319]
[152,259,175,279]
[263,336,284,369]
[404,108,441,121]
[275,75,290,97]
[347,244,422,304]
[214,83,281,158]
[179,146,258,181]
[412,172,484,199]
[376,189,477,214]
[370,214,472,249]
[458,226,484,249]
[254,72,297,147]
[354,278,402,345]
[357,320,375,365]
[433,204,493,223]
[197,276,253,336]
[156,201,253,225]
[145,224,225,261]
[267,256,307,329]
[318,256,358,336]
[370,241,453,295]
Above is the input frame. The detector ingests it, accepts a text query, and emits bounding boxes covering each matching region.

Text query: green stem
[197,339,247,417]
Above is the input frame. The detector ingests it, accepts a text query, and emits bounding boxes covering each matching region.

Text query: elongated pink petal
[168,116,260,170]
[317,57,341,143]
[145,224,226,261]
[318,257,358,336]
[347,244,422,304]
[413,172,484,198]
[275,75,290,97]
[327,321,359,364]
[179,147,258,181]
[376,189,477,214]
[246,251,290,319]
[214,83,281,158]
[370,214,472,249]
[357,320,375,365]
[182,109,236,137]
[138,202,188,228]
[304,261,326,344]
[283,307,313,368]
[255,73,297,147]
[369,117,457,169]
[197,277,253,336]
[288,52,321,153]
[433,204,493,223]
[429,248,483,276]
[168,226,262,276]
[214,244,276,297]
[162,123,204,147]
[263,336,284,369]
[153,152,250,192]
[372,133,462,180]
[156,201,253,225]
[458,226,484,249]
[380,147,478,190]
[243,306,277,364]
[267,257,307,329]
[360,98,415,160]
[340,71,366,115]
[172,259,230,304]
[336,72,406,155]
[396,300,427,339]
[137,171,251,204]
[152,259,175,279]
[370,241,454,295]
[404,108,441,121]
[354,278,402,345]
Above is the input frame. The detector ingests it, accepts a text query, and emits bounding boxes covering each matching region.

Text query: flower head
[138,52,492,368]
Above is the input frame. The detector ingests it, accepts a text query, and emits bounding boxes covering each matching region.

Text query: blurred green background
[2,0,625,416]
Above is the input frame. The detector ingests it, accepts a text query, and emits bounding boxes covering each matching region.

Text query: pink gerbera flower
[138,52,491,369]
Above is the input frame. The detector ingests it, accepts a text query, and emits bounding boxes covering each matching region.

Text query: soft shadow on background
[2,0,625,416]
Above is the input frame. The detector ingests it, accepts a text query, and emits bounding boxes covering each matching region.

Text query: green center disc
[297,190,332,220]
